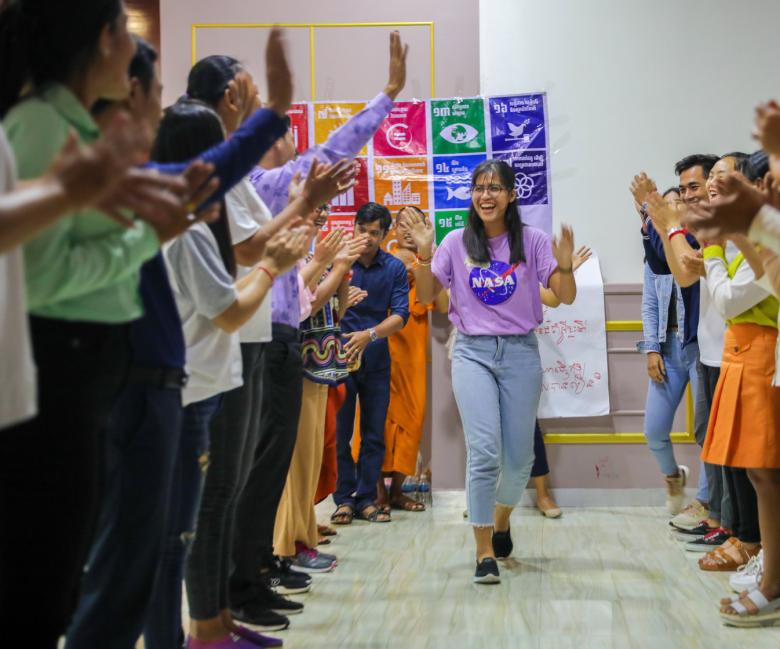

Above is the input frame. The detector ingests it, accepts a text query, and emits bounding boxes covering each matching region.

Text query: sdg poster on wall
[288,93,552,240]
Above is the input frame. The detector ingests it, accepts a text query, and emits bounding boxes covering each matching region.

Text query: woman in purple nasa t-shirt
[409,159,577,584]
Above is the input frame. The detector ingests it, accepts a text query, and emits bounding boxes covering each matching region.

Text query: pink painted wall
[159,0,480,106]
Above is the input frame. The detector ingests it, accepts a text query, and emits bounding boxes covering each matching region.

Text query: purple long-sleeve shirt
[250,92,394,329]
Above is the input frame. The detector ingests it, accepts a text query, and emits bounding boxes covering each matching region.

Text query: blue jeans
[643,338,707,501]
[452,333,542,527]
[144,393,221,649]
[66,382,182,649]
[334,364,391,511]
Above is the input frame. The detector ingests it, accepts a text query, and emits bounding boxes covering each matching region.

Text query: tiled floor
[257,492,780,649]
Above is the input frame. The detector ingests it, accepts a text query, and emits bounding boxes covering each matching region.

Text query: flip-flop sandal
[317,536,331,546]
[318,524,338,537]
[721,589,780,627]
[330,505,355,526]
[390,497,426,512]
[377,503,392,515]
[355,505,391,523]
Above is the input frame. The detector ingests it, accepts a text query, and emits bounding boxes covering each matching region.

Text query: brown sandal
[330,504,355,526]
[699,538,760,572]
[355,504,391,523]
[318,524,338,537]
[390,495,426,512]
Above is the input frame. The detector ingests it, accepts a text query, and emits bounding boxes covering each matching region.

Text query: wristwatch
[368,328,378,342]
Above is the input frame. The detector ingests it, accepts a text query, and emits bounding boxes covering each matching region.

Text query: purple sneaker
[186,633,260,649]
[234,624,284,647]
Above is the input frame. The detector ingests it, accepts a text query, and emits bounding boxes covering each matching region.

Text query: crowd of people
[630,116,780,625]
[1,1,780,647]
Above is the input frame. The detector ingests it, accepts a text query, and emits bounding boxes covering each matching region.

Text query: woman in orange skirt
[700,240,780,626]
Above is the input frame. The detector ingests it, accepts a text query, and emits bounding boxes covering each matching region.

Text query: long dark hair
[0,0,123,117]
[463,159,525,265]
[151,99,236,278]
[186,55,243,109]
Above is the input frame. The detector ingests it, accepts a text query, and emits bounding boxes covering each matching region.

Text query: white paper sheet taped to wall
[536,255,610,418]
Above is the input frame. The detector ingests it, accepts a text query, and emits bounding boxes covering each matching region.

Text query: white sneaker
[664,465,689,515]
[670,499,708,530]
[730,550,763,593]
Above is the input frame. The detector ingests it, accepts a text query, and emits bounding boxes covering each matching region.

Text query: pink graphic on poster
[287,103,309,154]
[372,101,427,157]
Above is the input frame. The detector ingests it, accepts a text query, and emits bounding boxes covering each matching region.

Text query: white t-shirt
[0,127,36,429]
[697,241,739,368]
[225,178,272,344]
[164,222,242,406]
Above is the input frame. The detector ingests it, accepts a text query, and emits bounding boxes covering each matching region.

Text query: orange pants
[314,384,345,504]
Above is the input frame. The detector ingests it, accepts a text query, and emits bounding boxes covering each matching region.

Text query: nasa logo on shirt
[468,260,518,306]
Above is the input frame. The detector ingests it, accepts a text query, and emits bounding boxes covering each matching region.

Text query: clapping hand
[313,228,345,265]
[645,191,682,232]
[572,245,592,272]
[682,173,767,240]
[260,228,309,276]
[552,225,575,270]
[755,100,780,157]
[345,286,368,310]
[334,233,369,267]
[630,172,657,209]
[680,250,705,277]
[301,159,358,212]
[405,208,435,253]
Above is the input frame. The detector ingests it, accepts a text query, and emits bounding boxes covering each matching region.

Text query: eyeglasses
[471,184,508,196]
[316,204,331,214]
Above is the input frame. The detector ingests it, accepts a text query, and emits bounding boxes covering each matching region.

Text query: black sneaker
[253,587,304,616]
[672,521,715,540]
[492,527,513,559]
[263,558,312,595]
[230,604,290,632]
[684,528,731,553]
[473,557,500,584]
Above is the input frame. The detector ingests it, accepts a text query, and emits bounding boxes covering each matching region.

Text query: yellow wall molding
[191,21,436,99]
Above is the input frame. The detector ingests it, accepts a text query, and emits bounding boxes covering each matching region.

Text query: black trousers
[530,420,549,478]
[0,316,130,649]
[230,325,302,606]
[724,467,761,544]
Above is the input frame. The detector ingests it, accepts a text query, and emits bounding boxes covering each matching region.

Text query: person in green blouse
[0,2,218,646]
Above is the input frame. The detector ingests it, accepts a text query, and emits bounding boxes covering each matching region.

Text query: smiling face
[705,156,739,200]
[470,171,516,230]
[678,165,709,205]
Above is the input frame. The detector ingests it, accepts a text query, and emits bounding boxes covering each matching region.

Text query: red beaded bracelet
[668,228,689,241]
[416,254,432,263]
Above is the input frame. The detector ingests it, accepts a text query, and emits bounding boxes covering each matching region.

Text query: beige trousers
[273,379,329,557]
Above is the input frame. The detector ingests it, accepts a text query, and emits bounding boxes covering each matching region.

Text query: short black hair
[129,36,158,95]
[356,202,392,233]
[662,187,680,199]
[744,150,770,183]
[674,154,719,178]
[187,55,243,109]
[720,151,749,175]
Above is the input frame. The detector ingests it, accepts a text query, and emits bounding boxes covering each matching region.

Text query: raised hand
[572,245,592,272]
[754,100,780,157]
[406,208,434,253]
[682,173,766,240]
[261,227,308,276]
[313,228,345,264]
[645,191,681,232]
[383,31,409,100]
[265,27,293,118]
[552,224,575,270]
[630,172,658,208]
[301,158,358,209]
